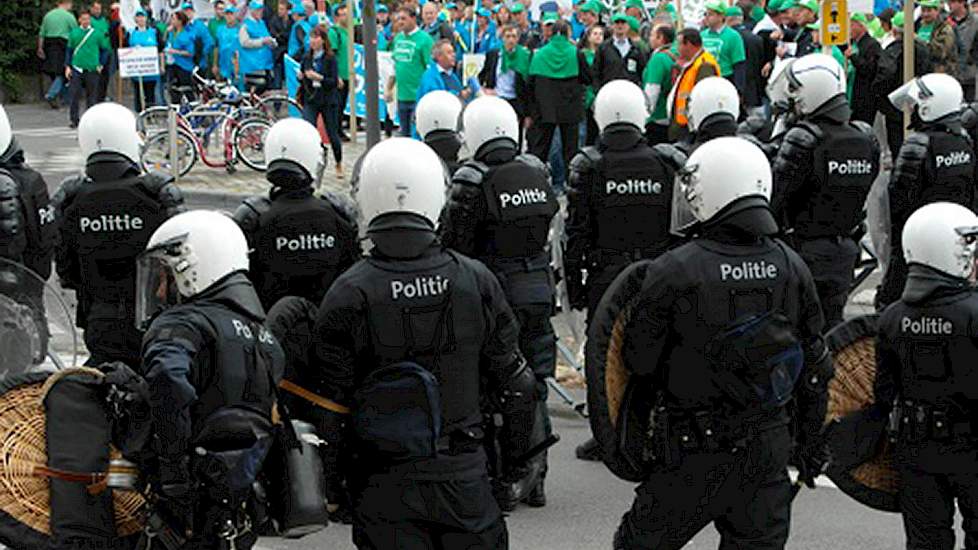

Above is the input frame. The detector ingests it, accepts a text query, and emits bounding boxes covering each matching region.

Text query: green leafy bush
[0,1,49,101]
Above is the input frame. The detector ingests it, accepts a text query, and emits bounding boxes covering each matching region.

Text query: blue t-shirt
[217,23,241,79]
[128,27,160,81]
[166,28,197,72]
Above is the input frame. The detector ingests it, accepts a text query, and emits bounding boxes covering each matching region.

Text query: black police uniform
[312,219,537,550]
[771,96,881,328]
[424,129,464,176]
[439,139,558,506]
[875,265,978,550]
[0,137,57,287]
[141,272,284,550]
[878,114,978,310]
[682,113,739,154]
[233,187,359,311]
[565,123,684,319]
[611,202,832,550]
[52,155,184,366]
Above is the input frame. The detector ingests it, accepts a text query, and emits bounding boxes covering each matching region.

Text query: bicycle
[140,107,270,176]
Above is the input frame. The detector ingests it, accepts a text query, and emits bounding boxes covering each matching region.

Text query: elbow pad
[494,358,538,462]
[796,337,834,439]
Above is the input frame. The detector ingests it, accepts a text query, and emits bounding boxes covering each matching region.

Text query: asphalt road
[8,102,964,549]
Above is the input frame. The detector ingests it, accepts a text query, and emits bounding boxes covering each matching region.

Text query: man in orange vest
[668,28,721,140]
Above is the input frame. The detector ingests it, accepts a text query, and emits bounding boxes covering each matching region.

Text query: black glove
[794,439,828,489]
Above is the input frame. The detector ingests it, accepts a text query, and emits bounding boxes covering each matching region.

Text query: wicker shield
[585,261,657,482]
[823,315,900,513]
[0,372,146,550]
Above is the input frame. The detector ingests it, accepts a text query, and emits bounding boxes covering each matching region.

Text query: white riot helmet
[415,90,463,139]
[766,58,796,106]
[459,96,519,156]
[78,102,142,164]
[355,137,446,228]
[135,210,249,328]
[688,77,740,132]
[593,79,648,132]
[786,53,846,116]
[672,137,772,231]
[264,117,324,181]
[888,73,963,123]
[902,202,978,280]
[0,104,11,158]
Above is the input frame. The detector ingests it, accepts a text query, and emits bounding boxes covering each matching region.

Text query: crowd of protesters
[35,0,978,177]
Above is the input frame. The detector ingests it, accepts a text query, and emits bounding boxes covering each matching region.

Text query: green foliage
[0,0,51,100]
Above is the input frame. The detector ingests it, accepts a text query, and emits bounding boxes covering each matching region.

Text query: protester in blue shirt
[165,12,197,103]
[125,7,164,111]
[417,39,479,104]
[473,8,498,53]
[214,5,241,83]
[288,3,313,59]
[238,1,276,93]
[182,2,215,73]
[377,4,393,50]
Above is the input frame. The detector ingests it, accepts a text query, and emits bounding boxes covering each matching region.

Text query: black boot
[493,481,519,512]
[525,478,546,507]
[576,437,602,461]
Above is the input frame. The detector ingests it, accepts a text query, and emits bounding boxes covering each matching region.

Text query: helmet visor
[955,225,978,282]
[135,238,186,330]
[670,163,700,236]
[888,78,924,113]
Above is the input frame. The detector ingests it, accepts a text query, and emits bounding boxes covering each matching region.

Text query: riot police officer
[233,118,359,311]
[875,201,978,550]
[135,210,283,550]
[311,138,538,549]
[415,89,465,175]
[604,137,831,549]
[877,73,977,310]
[683,76,740,153]
[771,53,881,329]
[565,79,685,462]
[52,102,184,366]
[738,59,799,159]
[440,95,558,508]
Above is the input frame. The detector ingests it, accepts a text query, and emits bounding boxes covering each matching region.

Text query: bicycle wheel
[137,106,171,136]
[233,118,271,171]
[256,94,302,122]
[141,127,197,177]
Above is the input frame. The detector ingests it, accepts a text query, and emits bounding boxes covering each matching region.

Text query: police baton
[511,434,561,469]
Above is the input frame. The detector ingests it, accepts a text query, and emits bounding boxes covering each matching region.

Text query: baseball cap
[579,1,599,13]
[726,5,743,16]
[918,0,941,8]
[892,11,905,26]
[446,2,458,8]
[477,7,491,16]
[780,0,798,10]
[851,12,868,23]
[224,4,237,13]
[290,3,307,15]
[542,11,560,24]
[611,12,629,22]
[510,3,525,13]
[799,0,818,12]
[705,0,727,13]
[625,0,644,9]
[249,1,264,10]
[377,4,389,12]
[181,2,194,10]
[626,14,640,31]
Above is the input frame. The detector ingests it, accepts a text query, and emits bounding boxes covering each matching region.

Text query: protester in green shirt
[329,3,353,139]
[389,6,435,136]
[65,11,110,128]
[701,1,746,84]
[38,0,79,106]
[642,23,676,144]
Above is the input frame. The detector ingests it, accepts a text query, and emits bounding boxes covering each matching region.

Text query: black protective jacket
[591,37,649,88]
[0,141,56,285]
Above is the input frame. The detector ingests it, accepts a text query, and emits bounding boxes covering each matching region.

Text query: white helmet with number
[675,137,771,226]
[688,77,740,132]
[903,202,978,280]
[786,53,846,115]
[415,90,463,139]
[135,210,249,327]
[355,137,446,228]
[78,102,142,164]
[0,104,11,157]
[264,117,324,180]
[594,79,648,131]
[459,96,519,156]
[888,73,963,123]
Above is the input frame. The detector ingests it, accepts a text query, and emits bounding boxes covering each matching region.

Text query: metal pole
[168,104,180,181]
[363,0,381,147]
[347,0,358,138]
[902,0,914,137]
[138,76,146,112]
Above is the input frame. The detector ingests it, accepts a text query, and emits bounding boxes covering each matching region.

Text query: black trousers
[614,425,793,550]
[81,302,144,368]
[302,101,343,164]
[878,245,908,311]
[339,79,350,128]
[353,475,508,550]
[899,462,978,550]
[527,122,578,181]
[885,114,905,164]
[793,236,860,330]
[68,69,101,125]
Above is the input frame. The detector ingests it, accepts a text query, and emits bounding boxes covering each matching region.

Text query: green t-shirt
[40,8,78,40]
[642,49,675,121]
[917,23,934,42]
[329,26,351,79]
[209,18,226,41]
[90,15,110,39]
[700,26,745,77]
[67,25,110,71]
[391,29,434,102]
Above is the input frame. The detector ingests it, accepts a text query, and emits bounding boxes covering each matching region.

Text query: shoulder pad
[141,171,184,212]
[569,146,601,172]
[962,102,978,129]
[651,143,687,172]
[737,116,766,137]
[782,123,821,150]
[51,173,88,209]
[0,170,18,198]
[849,120,874,136]
[233,195,272,230]
[140,170,176,193]
[899,132,930,161]
[452,162,489,186]
[320,190,359,224]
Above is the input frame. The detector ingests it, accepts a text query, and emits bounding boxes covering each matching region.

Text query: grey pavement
[11,100,955,550]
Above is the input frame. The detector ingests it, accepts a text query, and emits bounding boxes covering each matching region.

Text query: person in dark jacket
[300,27,343,177]
[526,20,591,181]
[592,13,649,89]
[728,7,765,111]
[847,13,882,124]
[267,0,292,88]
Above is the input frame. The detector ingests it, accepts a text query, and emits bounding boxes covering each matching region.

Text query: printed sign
[118,47,161,78]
